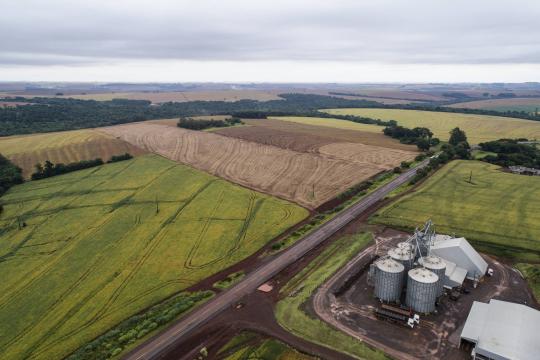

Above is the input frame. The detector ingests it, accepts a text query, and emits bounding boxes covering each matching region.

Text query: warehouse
[460,299,540,360]
[431,235,488,281]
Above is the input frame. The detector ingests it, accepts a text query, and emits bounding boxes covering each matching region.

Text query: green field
[275,232,388,360]
[0,154,307,360]
[324,108,540,144]
[448,98,540,114]
[516,263,540,301]
[372,160,540,262]
[217,332,315,360]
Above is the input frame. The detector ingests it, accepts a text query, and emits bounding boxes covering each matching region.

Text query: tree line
[0,94,380,136]
[382,125,440,151]
[31,153,133,180]
[0,154,23,197]
[177,117,243,130]
[404,127,471,184]
[3,92,540,137]
[479,139,539,169]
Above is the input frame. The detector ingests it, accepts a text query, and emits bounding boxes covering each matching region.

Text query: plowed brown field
[101,123,414,209]
[214,119,416,152]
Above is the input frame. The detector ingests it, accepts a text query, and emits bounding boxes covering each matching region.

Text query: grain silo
[388,247,414,272]
[405,267,439,313]
[418,255,446,297]
[397,241,415,253]
[374,258,404,302]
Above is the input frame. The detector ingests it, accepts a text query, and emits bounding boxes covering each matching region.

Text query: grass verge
[213,271,245,290]
[67,291,214,360]
[217,331,316,360]
[275,233,388,360]
[516,263,540,302]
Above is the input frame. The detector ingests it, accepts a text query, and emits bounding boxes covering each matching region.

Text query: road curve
[125,159,429,360]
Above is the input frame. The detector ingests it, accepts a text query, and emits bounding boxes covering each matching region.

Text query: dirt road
[124,160,429,360]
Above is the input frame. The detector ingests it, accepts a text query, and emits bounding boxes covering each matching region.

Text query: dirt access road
[124,159,429,360]
[313,236,538,360]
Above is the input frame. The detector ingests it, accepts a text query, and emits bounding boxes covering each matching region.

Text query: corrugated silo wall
[405,274,438,313]
[374,267,403,302]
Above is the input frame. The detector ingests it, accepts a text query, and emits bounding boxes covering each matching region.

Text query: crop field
[217,332,315,360]
[214,118,416,152]
[325,108,540,144]
[0,154,307,360]
[56,90,282,103]
[448,97,540,114]
[0,129,146,177]
[372,160,540,262]
[355,89,446,102]
[102,123,415,209]
[0,101,30,108]
[270,116,383,133]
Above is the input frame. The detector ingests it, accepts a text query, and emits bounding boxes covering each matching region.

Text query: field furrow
[101,123,414,208]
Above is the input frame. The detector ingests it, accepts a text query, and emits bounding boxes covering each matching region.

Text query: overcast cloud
[1,0,540,82]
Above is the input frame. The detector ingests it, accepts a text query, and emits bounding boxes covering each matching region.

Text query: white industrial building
[460,299,540,360]
[431,235,488,285]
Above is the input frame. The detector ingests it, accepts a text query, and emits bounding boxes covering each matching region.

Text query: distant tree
[454,142,472,159]
[416,138,431,151]
[449,127,468,146]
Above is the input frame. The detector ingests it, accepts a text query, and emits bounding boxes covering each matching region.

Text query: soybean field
[0,154,307,360]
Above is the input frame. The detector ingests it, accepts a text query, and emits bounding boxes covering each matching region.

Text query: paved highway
[125,159,429,360]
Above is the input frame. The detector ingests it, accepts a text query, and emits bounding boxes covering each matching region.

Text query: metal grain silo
[397,241,414,252]
[418,255,446,297]
[405,267,439,314]
[388,247,414,272]
[374,258,404,302]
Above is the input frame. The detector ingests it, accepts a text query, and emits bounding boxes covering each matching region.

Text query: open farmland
[269,116,383,133]
[372,160,540,262]
[214,118,416,152]
[448,97,540,114]
[0,154,307,360]
[102,123,415,209]
[57,90,283,103]
[0,129,146,178]
[325,108,540,144]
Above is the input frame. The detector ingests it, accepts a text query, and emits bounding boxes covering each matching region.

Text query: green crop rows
[0,154,307,360]
[372,160,540,262]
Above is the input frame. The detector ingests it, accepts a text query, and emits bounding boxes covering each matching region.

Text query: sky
[1,0,540,83]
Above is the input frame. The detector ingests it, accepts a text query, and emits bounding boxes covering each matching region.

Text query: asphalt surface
[125,159,429,360]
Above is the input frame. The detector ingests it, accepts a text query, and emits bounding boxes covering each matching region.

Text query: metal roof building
[431,236,488,280]
[441,258,468,288]
[460,299,540,360]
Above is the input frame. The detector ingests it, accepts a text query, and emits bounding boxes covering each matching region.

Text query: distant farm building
[508,165,540,176]
[460,299,540,360]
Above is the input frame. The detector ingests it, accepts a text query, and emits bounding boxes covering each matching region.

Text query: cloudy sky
[1,0,540,82]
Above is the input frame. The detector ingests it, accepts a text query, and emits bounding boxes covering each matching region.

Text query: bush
[0,154,23,196]
[66,291,213,360]
[108,153,133,163]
